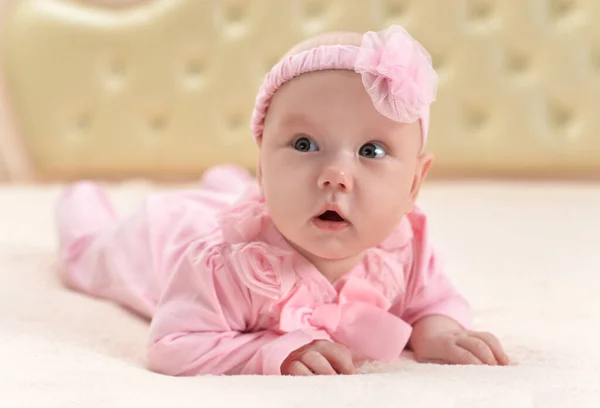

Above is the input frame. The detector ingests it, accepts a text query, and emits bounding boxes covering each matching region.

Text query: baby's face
[258,70,432,263]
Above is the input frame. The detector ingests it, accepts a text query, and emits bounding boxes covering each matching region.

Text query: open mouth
[312,208,349,232]
[318,210,346,222]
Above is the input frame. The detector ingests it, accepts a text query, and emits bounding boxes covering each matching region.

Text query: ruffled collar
[217,184,291,250]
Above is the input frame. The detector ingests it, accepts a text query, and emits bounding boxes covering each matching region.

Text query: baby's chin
[295,239,369,262]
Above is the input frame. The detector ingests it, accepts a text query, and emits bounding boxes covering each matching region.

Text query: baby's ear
[409,152,435,205]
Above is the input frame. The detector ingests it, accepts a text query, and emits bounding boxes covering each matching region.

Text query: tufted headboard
[1,0,599,182]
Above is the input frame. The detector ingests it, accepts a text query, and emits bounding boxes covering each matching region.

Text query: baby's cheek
[373,183,410,214]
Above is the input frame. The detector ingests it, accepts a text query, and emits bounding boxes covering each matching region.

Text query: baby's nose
[318,166,354,192]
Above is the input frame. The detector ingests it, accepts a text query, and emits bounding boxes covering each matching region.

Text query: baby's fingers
[470,331,511,366]
[319,344,356,375]
[284,360,314,376]
[300,350,338,375]
[446,342,484,365]
[456,336,496,366]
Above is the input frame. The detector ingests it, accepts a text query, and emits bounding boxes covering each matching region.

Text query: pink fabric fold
[354,25,437,124]
[278,278,412,362]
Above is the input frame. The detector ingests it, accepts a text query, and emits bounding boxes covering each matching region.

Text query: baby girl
[55,24,509,376]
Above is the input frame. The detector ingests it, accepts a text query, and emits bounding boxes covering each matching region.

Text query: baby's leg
[56,182,161,319]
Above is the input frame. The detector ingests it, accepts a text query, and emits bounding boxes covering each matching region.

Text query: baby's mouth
[312,207,350,232]
[317,210,346,223]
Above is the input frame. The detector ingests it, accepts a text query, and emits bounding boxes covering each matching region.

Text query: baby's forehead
[267,71,392,126]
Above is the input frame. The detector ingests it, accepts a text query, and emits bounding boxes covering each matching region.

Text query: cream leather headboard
[1,0,599,182]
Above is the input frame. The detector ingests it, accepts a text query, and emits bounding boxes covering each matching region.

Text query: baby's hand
[281,340,356,376]
[413,330,510,366]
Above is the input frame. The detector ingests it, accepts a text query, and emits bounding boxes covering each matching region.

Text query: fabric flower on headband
[354,25,438,123]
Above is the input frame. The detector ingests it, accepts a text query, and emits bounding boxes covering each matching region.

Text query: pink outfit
[56,166,472,376]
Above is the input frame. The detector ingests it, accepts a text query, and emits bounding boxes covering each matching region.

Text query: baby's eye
[293,136,318,152]
[359,142,386,159]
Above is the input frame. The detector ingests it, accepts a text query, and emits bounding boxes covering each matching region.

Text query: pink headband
[250,25,438,148]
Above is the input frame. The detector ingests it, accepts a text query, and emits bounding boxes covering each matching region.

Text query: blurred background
[2,4,600,402]
[0,0,599,183]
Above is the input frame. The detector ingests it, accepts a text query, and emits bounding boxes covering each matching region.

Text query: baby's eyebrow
[277,113,311,128]
[268,113,324,137]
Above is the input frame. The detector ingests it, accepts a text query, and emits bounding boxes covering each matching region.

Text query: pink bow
[354,25,438,124]
[278,278,412,362]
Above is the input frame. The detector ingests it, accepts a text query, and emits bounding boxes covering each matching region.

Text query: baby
[55,24,509,376]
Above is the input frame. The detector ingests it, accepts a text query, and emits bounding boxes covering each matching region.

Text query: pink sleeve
[394,212,473,330]
[146,242,317,376]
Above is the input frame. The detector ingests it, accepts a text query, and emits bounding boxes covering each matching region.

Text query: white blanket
[1,181,599,407]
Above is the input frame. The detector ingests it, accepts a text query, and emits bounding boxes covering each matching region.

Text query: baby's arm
[398,212,473,330]
[401,245,472,332]
[146,241,318,376]
[395,212,509,365]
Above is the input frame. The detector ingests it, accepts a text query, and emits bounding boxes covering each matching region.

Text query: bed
[1,1,599,407]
